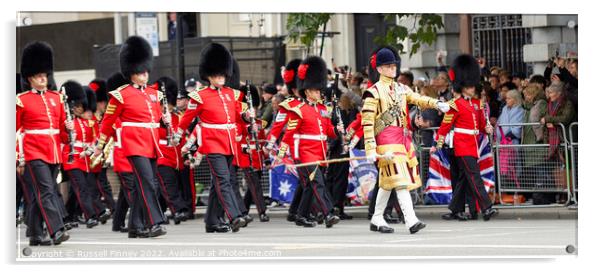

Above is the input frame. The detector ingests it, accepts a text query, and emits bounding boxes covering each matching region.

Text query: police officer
[173,43,250,233]
[279,56,344,228]
[432,54,498,221]
[17,41,71,245]
[92,36,167,238]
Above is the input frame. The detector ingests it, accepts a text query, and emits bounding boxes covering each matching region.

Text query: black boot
[243,214,254,227]
[128,228,150,238]
[148,225,167,237]
[173,212,187,225]
[86,218,99,228]
[295,216,317,227]
[441,212,469,221]
[324,214,340,228]
[259,213,270,222]
[29,236,52,246]
[409,222,426,234]
[482,208,498,221]
[230,217,246,232]
[51,229,70,245]
[369,224,394,233]
[205,224,230,233]
[286,213,297,222]
[98,210,111,225]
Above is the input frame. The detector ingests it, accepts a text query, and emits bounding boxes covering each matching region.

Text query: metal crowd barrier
[494,122,571,206]
[569,122,578,204]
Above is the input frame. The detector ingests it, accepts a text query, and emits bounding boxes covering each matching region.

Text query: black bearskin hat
[368,45,401,84]
[84,86,97,113]
[89,79,108,103]
[20,41,54,80]
[61,80,87,110]
[155,76,178,106]
[297,56,327,98]
[106,72,129,92]
[16,74,22,94]
[198,43,233,82]
[225,59,241,90]
[119,36,154,79]
[240,84,260,108]
[449,54,480,92]
[282,58,302,94]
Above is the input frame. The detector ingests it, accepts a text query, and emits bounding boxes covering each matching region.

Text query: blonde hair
[523,83,543,98]
[420,86,438,99]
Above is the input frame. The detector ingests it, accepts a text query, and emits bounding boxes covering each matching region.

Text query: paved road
[16,209,577,260]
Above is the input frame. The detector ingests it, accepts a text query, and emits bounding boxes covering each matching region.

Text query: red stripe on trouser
[95,174,111,209]
[460,157,486,210]
[128,158,155,226]
[301,166,329,215]
[67,171,91,219]
[117,172,132,204]
[189,168,196,212]
[157,170,177,215]
[17,173,31,204]
[206,158,233,221]
[27,163,54,236]
[244,169,263,214]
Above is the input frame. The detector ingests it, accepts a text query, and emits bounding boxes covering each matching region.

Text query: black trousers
[17,172,32,218]
[127,156,165,227]
[288,180,321,215]
[296,164,333,218]
[112,172,138,230]
[242,168,266,214]
[446,149,477,214]
[229,165,248,216]
[326,160,350,211]
[66,169,99,220]
[23,160,64,237]
[179,165,196,212]
[157,166,188,215]
[449,156,492,213]
[204,154,242,225]
[93,168,115,211]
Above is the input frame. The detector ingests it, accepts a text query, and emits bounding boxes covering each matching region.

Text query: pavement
[15,205,578,260]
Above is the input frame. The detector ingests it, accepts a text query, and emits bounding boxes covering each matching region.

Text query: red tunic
[88,116,103,173]
[177,86,245,160]
[158,111,183,170]
[112,118,132,173]
[16,90,67,164]
[266,97,302,148]
[61,117,94,172]
[281,101,338,164]
[435,97,487,158]
[237,119,266,170]
[98,84,163,159]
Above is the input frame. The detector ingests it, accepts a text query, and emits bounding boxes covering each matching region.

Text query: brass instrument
[90,137,114,168]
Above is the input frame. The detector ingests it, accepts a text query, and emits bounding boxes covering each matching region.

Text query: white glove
[162,113,172,125]
[366,153,377,163]
[436,101,450,113]
[383,151,395,161]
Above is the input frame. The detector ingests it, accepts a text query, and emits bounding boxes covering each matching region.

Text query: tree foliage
[286,13,444,56]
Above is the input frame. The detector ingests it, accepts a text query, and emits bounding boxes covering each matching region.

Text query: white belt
[201,122,236,130]
[454,128,479,135]
[121,122,160,128]
[24,129,59,135]
[159,139,168,145]
[293,134,327,141]
[73,141,93,148]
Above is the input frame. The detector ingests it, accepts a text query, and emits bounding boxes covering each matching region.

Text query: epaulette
[447,98,458,111]
[289,102,305,119]
[241,101,249,112]
[108,84,128,104]
[233,89,242,102]
[88,119,96,127]
[188,91,203,104]
[261,119,268,129]
[16,92,28,108]
[279,97,296,110]
[363,85,378,99]
[157,91,164,102]
[480,100,485,109]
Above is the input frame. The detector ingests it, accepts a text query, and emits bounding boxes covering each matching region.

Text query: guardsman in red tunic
[97,72,137,233]
[91,36,167,238]
[153,77,189,225]
[238,84,270,222]
[172,43,251,233]
[279,56,344,228]
[432,54,498,221]
[60,81,106,229]
[17,41,71,245]
[263,59,305,222]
